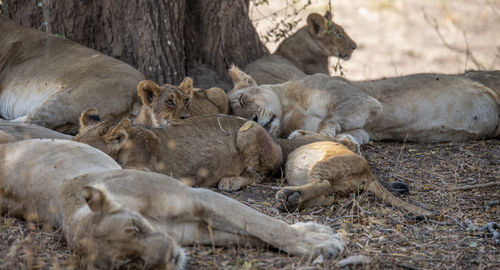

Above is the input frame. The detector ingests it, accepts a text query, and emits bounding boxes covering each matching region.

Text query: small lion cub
[134,78,230,127]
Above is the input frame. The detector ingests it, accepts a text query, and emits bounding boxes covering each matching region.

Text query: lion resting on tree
[0,139,344,269]
[244,12,357,85]
[0,14,144,134]
[228,66,499,145]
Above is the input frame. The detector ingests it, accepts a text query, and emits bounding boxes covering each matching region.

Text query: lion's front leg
[193,188,344,259]
[217,175,255,191]
[317,117,341,138]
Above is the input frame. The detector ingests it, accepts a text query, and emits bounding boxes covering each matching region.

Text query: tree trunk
[2,0,268,89]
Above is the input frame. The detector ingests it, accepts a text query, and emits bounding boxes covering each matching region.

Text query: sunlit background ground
[251,0,500,80]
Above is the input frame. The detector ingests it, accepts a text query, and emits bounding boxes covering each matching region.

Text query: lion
[74,109,282,191]
[228,65,382,147]
[244,12,357,85]
[0,121,72,143]
[0,15,144,135]
[134,78,229,127]
[1,139,345,269]
[228,66,500,144]
[275,141,433,217]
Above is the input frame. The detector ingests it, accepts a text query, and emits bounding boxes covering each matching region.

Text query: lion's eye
[166,100,175,106]
[238,95,246,106]
[184,98,190,106]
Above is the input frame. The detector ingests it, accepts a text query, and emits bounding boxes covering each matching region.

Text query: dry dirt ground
[1,0,500,269]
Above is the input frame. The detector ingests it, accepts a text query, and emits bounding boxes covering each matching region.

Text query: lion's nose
[179,115,189,120]
[351,42,357,50]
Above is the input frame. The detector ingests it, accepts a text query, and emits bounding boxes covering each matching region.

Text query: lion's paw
[276,188,301,211]
[287,129,317,140]
[288,222,344,259]
[218,176,251,191]
[335,134,361,155]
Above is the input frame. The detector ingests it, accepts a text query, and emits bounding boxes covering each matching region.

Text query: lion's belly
[0,79,61,119]
[364,77,499,142]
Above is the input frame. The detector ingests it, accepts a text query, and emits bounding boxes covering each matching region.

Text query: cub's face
[307,12,357,60]
[137,78,194,127]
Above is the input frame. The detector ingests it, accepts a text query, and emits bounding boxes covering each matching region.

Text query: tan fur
[244,12,357,84]
[75,109,282,190]
[228,65,382,147]
[0,122,72,142]
[134,78,229,127]
[1,139,345,269]
[0,15,144,134]
[353,73,500,142]
[276,141,434,217]
[134,78,194,127]
[229,66,500,144]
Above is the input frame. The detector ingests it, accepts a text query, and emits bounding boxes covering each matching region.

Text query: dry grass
[1,139,498,269]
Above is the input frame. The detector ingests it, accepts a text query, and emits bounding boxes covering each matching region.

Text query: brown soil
[1,140,499,269]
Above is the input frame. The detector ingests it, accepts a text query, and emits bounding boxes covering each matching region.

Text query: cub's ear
[306,13,327,35]
[79,108,101,129]
[228,64,257,89]
[179,77,194,98]
[82,185,118,214]
[103,118,131,149]
[137,80,162,106]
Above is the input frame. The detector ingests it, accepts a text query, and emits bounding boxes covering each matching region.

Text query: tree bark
[2,0,268,89]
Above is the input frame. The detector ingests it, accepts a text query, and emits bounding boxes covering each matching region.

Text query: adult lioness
[74,109,282,191]
[1,139,344,269]
[276,141,433,217]
[228,66,500,144]
[0,121,72,143]
[134,78,229,127]
[0,15,144,134]
[244,12,357,85]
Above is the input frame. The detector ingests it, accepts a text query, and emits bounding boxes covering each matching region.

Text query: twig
[337,255,372,267]
[466,219,500,245]
[252,183,281,190]
[449,182,500,191]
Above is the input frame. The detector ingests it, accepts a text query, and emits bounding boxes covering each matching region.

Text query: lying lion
[134,78,229,127]
[228,66,500,144]
[1,139,344,269]
[244,12,357,85]
[0,121,72,143]
[0,15,144,134]
[74,109,282,191]
[276,141,433,217]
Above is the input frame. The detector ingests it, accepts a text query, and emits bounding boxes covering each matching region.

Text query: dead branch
[422,9,485,70]
[466,219,500,245]
[449,182,500,191]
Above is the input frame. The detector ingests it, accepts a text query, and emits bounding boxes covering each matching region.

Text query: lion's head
[76,184,185,270]
[228,65,283,137]
[134,78,194,127]
[74,108,159,171]
[275,12,357,63]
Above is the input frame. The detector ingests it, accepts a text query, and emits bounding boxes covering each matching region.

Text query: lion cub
[276,141,434,217]
[134,78,229,127]
[74,109,282,191]
[245,12,357,84]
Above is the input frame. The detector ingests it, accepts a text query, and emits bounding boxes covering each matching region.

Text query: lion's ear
[306,13,327,35]
[103,118,131,149]
[137,80,162,105]
[324,11,333,21]
[79,108,101,130]
[82,185,118,214]
[228,64,257,89]
[179,77,194,98]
